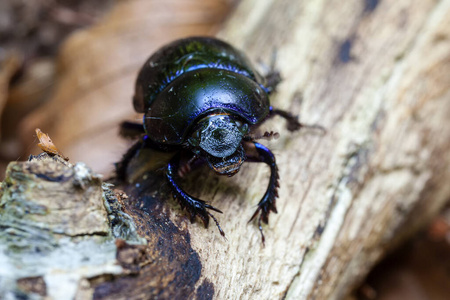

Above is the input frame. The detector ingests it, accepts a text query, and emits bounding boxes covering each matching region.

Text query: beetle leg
[115,137,145,181]
[260,49,282,94]
[270,108,302,131]
[243,131,280,142]
[244,142,279,244]
[167,154,226,238]
[270,107,326,133]
[263,70,281,94]
[116,121,148,180]
[119,121,146,139]
[116,135,176,183]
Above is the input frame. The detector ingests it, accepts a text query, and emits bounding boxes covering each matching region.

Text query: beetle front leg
[245,142,279,244]
[166,154,226,237]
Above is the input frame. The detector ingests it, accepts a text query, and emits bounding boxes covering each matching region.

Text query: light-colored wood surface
[186,0,450,299]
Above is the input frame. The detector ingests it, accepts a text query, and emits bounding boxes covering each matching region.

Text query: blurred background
[0,1,449,299]
[0,0,237,178]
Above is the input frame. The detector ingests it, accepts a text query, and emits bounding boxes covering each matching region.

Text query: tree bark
[2,0,450,299]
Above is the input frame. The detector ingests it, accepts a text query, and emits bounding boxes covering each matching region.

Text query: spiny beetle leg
[246,142,279,245]
[167,154,226,238]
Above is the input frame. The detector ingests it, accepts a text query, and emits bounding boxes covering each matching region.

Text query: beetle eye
[237,122,249,135]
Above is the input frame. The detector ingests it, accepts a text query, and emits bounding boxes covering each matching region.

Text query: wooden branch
[1,0,450,299]
[213,0,450,299]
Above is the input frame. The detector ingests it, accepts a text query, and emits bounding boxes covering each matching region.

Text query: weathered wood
[0,153,121,299]
[210,0,450,299]
[111,0,450,298]
[2,0,450,299]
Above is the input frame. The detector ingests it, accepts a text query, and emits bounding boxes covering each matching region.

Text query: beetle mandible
[117,37,313,243]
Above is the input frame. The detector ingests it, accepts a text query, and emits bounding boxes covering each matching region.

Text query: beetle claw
[246,142,280,244]
[198,212,209,227]
[207,211,226,238]
[167,156,226,238]
[204,203,223,214]
[248,209,266,246]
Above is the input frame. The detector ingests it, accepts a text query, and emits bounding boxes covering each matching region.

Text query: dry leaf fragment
[35,128,69,160]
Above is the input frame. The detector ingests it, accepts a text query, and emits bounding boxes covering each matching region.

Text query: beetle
[117,37,314,243]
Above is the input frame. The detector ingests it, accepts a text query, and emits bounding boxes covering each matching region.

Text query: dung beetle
[118,37,315,243]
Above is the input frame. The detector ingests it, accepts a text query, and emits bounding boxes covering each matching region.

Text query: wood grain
[189,0,450,299]
[1,0,449,299]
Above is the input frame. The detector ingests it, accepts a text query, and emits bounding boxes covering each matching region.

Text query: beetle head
[188,114,248,176]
